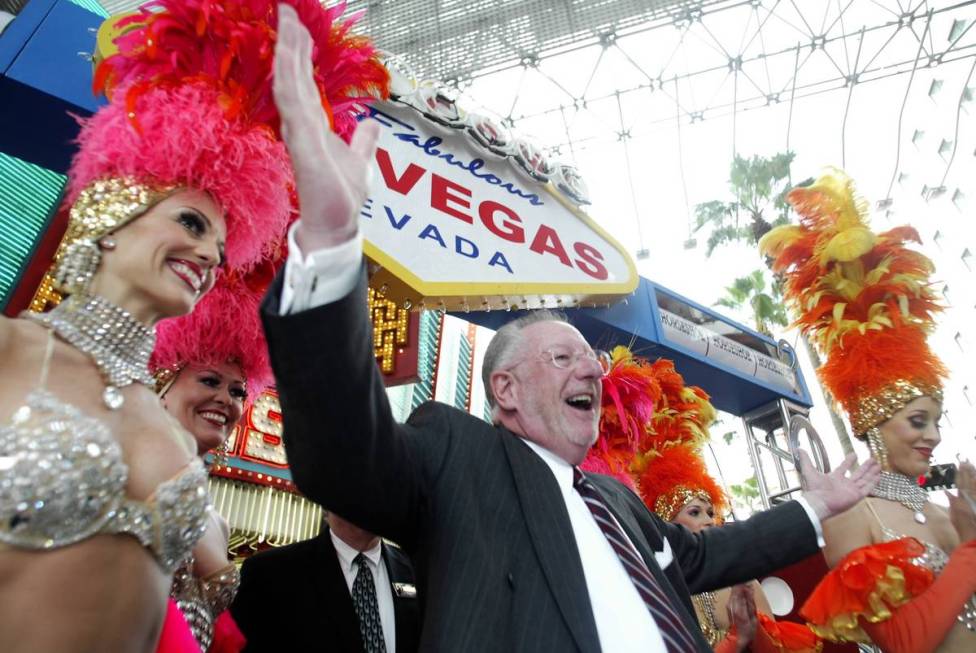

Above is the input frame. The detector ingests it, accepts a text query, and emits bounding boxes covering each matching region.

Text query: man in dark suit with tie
[263,9,881,651]
[230,512,420,652]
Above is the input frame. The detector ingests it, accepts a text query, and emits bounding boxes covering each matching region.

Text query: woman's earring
[54,239,101,294]
[99,236,116,250]
[866,427,890,471]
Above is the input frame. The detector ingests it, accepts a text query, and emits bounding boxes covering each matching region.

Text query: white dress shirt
[279,224,362,314]
[330,531,397,653]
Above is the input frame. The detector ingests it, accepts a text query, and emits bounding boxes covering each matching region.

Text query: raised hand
[726,583,758,653]
[948,460,976,543]
[799,451,880,521]
[272,3,380,254]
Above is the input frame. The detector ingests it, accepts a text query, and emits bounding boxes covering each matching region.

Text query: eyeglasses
[537,346,611,375]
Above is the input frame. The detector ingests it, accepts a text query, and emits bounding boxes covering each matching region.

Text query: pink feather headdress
[67,83,293,270]
[67,0,389,271]
[581,346,662,490]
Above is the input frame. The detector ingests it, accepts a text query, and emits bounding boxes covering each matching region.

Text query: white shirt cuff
[280,222,363,315]
[794,496,826,548]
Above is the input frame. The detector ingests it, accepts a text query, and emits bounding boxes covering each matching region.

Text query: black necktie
[573,468,698,652]
[352,553,387,653]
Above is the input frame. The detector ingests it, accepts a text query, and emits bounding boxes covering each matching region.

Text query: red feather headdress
[94,0,388,142]
[633,443,727,523]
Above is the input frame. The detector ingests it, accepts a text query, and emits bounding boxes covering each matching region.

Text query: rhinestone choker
[870,470,930,524]
[27,293,155,410]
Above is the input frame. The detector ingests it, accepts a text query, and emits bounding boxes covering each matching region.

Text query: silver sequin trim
[171,558,241,650]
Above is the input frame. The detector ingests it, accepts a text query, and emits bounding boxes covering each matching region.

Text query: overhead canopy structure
[345,0,729,82]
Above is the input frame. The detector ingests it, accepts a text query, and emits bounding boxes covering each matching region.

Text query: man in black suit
[230,512,419,652]
[264,10,881,652]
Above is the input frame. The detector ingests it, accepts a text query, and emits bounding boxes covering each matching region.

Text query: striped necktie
[573,467,698,653]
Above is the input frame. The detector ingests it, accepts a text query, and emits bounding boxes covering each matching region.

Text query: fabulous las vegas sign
[359,68,638,313]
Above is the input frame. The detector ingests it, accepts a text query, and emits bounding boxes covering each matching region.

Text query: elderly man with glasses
[261,14,879,651]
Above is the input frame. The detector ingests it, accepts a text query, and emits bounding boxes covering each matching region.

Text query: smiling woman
[89,190,227,324]
[0,140,287,652]
[160,361,246,456]
[151,270,278,652]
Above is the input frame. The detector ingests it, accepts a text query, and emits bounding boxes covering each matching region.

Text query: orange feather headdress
[759,168,946,436]
[583,346,727,521]
[632,356,726,522]
[633,442,727,523]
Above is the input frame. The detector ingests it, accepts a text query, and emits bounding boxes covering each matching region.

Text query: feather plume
[760,168,946,430]
[585,346,724,520]
[599,346,661,449]
[579,454,637,491]
[584,347,661,488]
[97,0,389,142]
[67,83,293,270]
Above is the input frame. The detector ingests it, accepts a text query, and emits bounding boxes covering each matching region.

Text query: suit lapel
[588,480,661,564]
[314,531,365,651]
[501,434,601,653]
[383,544,416,653]
[588,477,710,650]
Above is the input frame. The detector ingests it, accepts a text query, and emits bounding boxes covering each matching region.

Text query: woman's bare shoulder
[823,499,875,567]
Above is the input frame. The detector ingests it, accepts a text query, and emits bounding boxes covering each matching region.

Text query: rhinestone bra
[0,332,210,572]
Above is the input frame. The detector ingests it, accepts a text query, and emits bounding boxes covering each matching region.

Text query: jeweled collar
[870,470,930,523]
[26,293,155,409]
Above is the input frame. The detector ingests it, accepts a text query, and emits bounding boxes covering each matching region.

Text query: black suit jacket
[230,530,420,652]
[261,269,821,652]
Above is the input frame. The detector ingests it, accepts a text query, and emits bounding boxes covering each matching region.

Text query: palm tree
[694,152,795,255]
[714,270,788,336]
[696,153,855,455]
[730,477,762,514]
